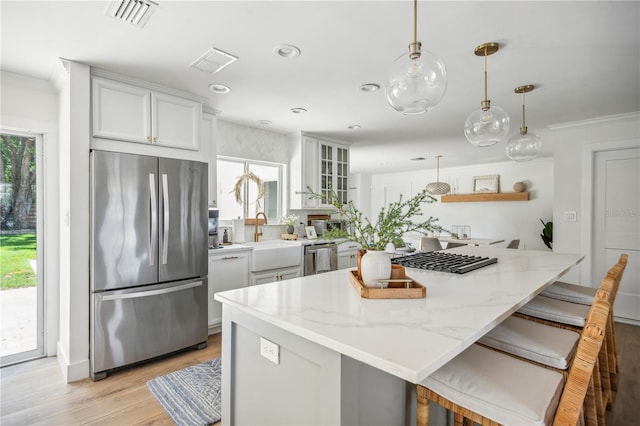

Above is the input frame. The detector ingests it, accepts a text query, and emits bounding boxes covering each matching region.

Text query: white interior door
[593,147,640,322]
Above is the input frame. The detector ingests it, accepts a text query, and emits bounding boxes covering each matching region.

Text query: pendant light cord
[483,47,488,103]
[413,0,417,44]
[520,91,528,135]
[522,91,526,128]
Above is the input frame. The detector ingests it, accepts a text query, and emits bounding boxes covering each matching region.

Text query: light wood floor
[1,334,221,425]
[1,324,638,425]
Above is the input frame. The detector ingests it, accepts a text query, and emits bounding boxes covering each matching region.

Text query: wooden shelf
[441,192,529,203]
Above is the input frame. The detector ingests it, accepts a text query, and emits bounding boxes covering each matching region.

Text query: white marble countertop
[208,244,252,254]
[215,246,583,383]
[438,237,505,246]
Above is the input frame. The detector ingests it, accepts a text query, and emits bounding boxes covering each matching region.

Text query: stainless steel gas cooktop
[391,251,497,274]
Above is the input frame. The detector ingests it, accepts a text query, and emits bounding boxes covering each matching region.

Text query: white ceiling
[2,1,639,174]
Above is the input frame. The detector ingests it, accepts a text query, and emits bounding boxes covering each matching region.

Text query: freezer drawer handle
[161,173,169,265]
[149,173,157,267]
[101,281,202,301]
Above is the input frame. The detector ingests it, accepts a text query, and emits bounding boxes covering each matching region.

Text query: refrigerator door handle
[149,173,157,267]
[101,280,203,301]
[161,173,169,265]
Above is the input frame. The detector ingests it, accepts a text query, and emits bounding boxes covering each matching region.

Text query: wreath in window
[232,172,266,208]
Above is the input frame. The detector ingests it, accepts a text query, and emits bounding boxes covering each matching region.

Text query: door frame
[0,130,45,366]
[580,138,639,290]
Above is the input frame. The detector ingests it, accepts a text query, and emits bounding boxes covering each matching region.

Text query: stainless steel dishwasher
[303,242,338,275]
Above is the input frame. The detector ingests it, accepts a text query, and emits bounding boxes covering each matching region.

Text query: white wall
[217,120,290,164]
[551,112,640,285]
[370,159,554,251]
[53,60,91,382]
[0,71,60,357]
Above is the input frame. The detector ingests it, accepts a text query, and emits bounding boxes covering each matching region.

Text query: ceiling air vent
[189,48,238,74]
[105,0,158,28]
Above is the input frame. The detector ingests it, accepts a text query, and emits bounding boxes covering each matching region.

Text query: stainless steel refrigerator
[90,150,208,380]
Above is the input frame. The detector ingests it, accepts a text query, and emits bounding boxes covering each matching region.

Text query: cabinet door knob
[146,136,151,142]
[153,136,158,143]
[222,256,238,260]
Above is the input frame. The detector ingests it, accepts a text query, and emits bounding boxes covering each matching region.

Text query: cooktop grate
[391,251,498,274]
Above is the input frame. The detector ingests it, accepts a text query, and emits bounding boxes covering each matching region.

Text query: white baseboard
[56,341,90,382]
[615,316,640,327]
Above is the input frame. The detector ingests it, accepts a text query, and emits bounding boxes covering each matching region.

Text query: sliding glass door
[0,131,44,366]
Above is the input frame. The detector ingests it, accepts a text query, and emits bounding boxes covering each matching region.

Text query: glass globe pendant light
[506,85,542,162]
[426,155,450,195]
[464,42,510,147]
[385,0,447,115]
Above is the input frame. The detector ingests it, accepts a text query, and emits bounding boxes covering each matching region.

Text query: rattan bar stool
[516,256,627,403]
[514,261,625,423]
[417,300,610,426]
[541,254,628,390]
[478,273,615,426]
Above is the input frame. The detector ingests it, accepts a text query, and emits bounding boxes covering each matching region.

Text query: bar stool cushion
[541,281,597,305]
[421,344,564,426]
[517,295,590,327]
[477,316,580,369]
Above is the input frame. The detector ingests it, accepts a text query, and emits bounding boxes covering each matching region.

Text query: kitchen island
[215,246,583,425]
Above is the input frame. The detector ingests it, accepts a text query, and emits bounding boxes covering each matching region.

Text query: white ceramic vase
[360,250,392,288]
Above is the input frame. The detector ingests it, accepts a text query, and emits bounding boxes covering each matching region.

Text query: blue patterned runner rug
[147,358,222,426]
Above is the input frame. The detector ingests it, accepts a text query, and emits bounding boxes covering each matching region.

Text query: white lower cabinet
[208,250,249,330]
[337,251,358,270]
[250,266,302,286]
[337,241,361,270]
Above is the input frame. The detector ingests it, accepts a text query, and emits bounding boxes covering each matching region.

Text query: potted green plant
[540,219,553,250]
[308,186,445,286]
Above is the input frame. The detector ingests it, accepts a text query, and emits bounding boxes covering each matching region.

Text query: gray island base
[222,307,418,425]
[216,246,584,425]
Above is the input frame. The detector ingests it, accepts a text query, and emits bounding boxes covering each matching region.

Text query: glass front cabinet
[320,142,349,206]
[290,134,350,209]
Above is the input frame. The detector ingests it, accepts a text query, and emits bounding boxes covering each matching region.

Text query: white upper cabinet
[92,77,150,143]
[92,76,201,151]
[151,91,201,150]
[290,133,350,209]
[290,135,320,209]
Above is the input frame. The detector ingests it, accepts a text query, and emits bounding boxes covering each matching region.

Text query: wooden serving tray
[348,270,426,299]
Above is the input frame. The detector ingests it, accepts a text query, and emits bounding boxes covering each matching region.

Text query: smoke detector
[105,0,158,28]
[189,48,238,74]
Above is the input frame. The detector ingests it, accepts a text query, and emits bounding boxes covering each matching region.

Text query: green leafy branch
[307,185,446,250]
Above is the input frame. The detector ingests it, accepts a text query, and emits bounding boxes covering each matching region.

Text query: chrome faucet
[254,212,267,242]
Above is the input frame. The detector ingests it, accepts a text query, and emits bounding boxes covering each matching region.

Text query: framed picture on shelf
[305,226,318,239]
[473,175,500,193]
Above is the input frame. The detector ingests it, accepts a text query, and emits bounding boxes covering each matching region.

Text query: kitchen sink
[243,240,302,272]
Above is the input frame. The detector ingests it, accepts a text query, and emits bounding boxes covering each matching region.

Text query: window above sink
[217,156,284,222]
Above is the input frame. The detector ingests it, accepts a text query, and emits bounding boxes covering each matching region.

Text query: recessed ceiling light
[208,83,230,94]
[189,47,238,74]
[360,83,381,92]
[290,107,307,114]
[410,157,426,161]
[258,120,272,125]
[348,124,361,130]
[274,44,301,58]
